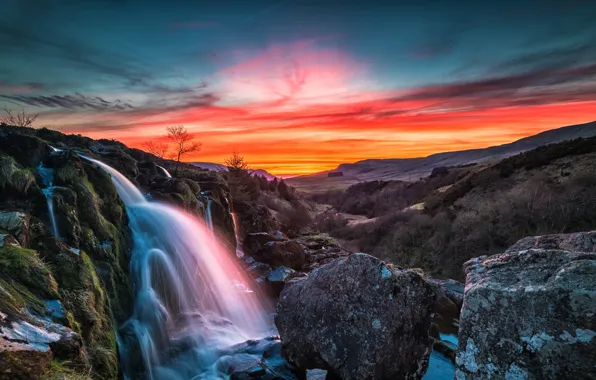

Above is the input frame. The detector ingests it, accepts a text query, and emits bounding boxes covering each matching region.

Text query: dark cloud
[396,63,596,106]
[1,93,135,111]
[408,20,473,60]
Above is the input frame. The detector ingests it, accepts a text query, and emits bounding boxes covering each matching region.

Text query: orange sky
[14,40,596,175]
[76,99,596,175]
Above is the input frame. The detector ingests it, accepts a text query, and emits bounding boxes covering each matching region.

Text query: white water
[156,165,172,178]
[231,212,244,258]
[37,163,60,239]
[205,198,214,234]
[81,156,268,379]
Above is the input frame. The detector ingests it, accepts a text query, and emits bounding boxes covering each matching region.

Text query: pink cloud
[214,40,373,107]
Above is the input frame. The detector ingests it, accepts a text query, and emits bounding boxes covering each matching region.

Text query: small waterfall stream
[37,162,61,239]
[81,156,268,379]
[156,165,172,178]
[205,198,214,235]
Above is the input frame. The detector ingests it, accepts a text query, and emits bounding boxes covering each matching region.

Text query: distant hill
[191,162,277,180]
[288,121,596,190]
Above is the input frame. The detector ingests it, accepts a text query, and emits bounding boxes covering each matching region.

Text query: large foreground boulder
[456,247,596,379]
[275,253,436,380]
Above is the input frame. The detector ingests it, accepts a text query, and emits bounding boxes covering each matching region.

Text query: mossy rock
[0,246,59,300]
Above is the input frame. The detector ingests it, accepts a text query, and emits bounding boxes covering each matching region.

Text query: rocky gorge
[1,125,595,379]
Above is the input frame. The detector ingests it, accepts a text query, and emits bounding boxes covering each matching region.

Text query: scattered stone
[276,253,436,380]
[456,248,596,379]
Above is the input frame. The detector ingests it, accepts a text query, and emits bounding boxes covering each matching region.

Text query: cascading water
[156,165,172,178]
[205,198,214,234]
[37,162,61,239]
[81,156,269,379]
[231,212,244,259]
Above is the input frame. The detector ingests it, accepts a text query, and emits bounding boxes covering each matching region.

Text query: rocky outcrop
[275,253,436,380]
[456,244,596,379]
[296,234,350,271]
[506,230,596,253]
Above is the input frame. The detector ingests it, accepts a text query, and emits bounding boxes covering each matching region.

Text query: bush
[280,201,313,237]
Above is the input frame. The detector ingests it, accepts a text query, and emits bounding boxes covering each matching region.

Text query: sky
[1,0,595,175]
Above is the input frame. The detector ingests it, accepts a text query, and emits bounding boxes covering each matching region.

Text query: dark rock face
[275,253,436,380]
[456,247,596,379]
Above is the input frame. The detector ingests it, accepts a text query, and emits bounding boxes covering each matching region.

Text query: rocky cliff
[0,126,235,379]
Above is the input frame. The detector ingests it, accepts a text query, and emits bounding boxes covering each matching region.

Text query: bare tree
[166,125,201,173]
[225,150,249,172]
[1,107,39,128]
[142,141,169,159]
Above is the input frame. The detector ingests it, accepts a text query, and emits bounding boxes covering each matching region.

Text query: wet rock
[456,248,596,379]
[506,230,596,253]
[222,337,299,380]
[266,266,299,296]
[276,253,436,380]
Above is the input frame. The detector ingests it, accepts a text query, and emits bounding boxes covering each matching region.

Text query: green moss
[0,155,17,188]
[55,163,83,187]
[0,246,59,299]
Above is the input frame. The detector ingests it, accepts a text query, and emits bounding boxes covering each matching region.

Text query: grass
[42,360,93,380]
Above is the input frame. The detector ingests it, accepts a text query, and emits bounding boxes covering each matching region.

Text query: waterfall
[37,163,60,239]
[231,212,244,258]
[205,198,214,234]
[156,165,172,178]
[81,156,268,379]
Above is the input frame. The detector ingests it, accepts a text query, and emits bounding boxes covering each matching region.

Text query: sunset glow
[2,1,595,175]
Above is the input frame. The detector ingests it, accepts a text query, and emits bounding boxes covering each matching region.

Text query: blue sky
[1,0,595,173]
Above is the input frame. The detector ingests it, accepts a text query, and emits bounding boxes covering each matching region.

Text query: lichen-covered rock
[456,248,596,380]
[506,230,596,253]
[0,310,86,380]
[275,253,436,380]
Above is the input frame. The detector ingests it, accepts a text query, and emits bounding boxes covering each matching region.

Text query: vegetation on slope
[313,137,596,280]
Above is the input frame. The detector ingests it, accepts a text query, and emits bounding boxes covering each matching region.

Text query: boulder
[506,230,596,253]
[0,313,86,380]
[275,253,436,380]
[253,240,306,270]
[456,248,596,379]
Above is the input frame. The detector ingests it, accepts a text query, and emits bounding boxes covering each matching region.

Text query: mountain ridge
[288,120,596,188]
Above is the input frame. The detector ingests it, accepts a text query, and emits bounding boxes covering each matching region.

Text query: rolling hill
[287,120,596,191]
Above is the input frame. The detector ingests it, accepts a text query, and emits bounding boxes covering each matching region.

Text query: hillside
[288,120,596,191]
[312,135,596,280]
